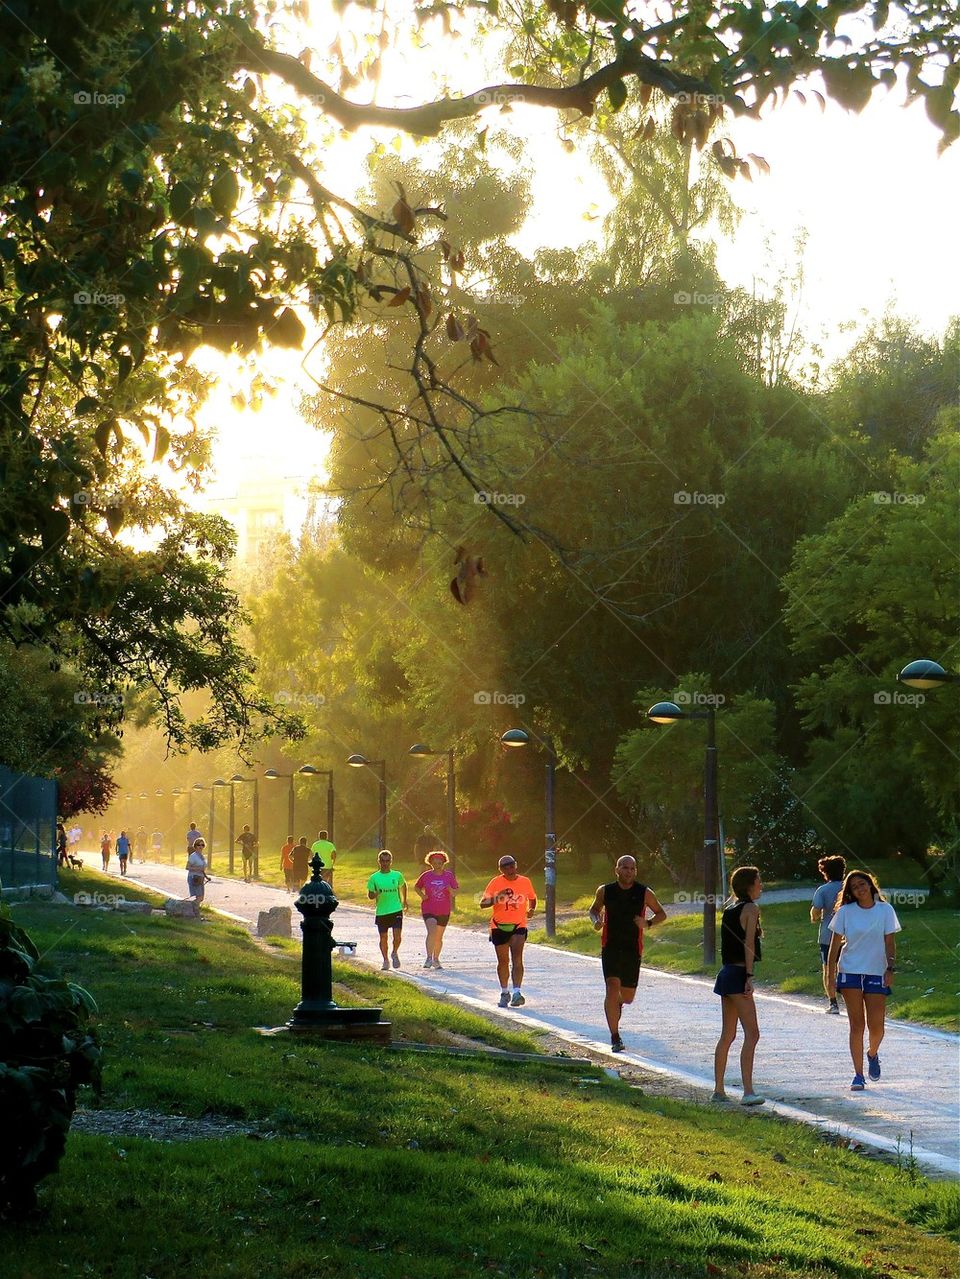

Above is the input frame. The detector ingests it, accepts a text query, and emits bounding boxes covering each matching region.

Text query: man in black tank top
[588,856,667,1052]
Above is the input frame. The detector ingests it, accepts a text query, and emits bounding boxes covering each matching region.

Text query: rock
[115,901,153,914]
[164,898,200,919]
[257,906,292,938]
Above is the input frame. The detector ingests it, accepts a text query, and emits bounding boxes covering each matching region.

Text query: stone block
[257,906,292,938]
[164,898,200,919]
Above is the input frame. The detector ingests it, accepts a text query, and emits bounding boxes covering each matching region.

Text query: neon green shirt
[367,870,405,915]
[311,839,336,865]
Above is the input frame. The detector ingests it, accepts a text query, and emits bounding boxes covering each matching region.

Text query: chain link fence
[0,766,58,890]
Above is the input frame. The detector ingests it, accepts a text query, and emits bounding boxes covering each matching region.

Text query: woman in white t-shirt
[826,871,902,1092]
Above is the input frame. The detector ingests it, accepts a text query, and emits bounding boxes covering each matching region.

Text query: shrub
[0,906,101,1215]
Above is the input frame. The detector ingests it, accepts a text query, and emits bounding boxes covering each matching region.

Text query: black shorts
[376,911,404,933]
[490,926,527,947]
[423,913,450,926]
[601,948,641,988]
[714,964,750,996]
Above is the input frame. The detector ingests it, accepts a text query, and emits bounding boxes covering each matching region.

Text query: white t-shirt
[186,851,207,874]
[829,901,901,975]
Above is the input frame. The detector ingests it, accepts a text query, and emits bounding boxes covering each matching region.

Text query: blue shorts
[713,964,751,996]
[819,943,830,965]
[836,972,891,996]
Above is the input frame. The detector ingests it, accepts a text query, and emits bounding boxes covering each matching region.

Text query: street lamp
[898,659,960,690]
[500,728,557,938]
[347,754,387,850]
[309,769,336,843]
[647,700,719,965]
[408,744,457,872]
[229,773,260,877]
[264,765,321,841]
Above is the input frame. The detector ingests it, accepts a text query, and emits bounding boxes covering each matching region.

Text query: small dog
[67,854,84,870]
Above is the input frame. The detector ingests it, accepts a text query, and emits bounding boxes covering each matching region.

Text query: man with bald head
[588,856,666,1052]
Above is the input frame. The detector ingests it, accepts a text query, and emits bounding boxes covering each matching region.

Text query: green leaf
[607,78,628,112]
[169,182,194,223]
[269,307,306,349]
[74,396,99,416]
[211,168,240,217]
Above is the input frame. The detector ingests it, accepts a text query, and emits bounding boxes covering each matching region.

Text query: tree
[744,762,824,879]
[612,676,779,881]
[783,422,960,861]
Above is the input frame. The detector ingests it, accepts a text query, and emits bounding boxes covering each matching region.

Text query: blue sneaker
[850,1073,866,1091]
[867,1053,881,1081]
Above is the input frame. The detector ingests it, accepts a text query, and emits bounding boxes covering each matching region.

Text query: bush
[0,906,101,1215]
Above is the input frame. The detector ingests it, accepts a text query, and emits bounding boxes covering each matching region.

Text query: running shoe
[709,1092,731,1104]
[498,992,511,1008]
[850,1073,866,1091]
[431,961,443,970]
[740,1093,766,1107]
[867,1053,881,1081]
[381,960,390,971]
[510,991,525,1007]
[611,1035,625,1053]
[391,953,401,969]
[422,957,433,969]
[827,1000,840,1014]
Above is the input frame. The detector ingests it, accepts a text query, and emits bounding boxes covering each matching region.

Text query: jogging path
[86,856,959,1178]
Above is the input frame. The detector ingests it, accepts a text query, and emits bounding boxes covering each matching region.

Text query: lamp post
[228,774,260,877]
[500,728,557,938]
[408,744,457,872]
[309,769,335,842]
[192,780,229,868]
[647,701,719,966]
[170,788,186,863]
[347,755,387,850]
[264,766,321,843]
[898,659,960,690]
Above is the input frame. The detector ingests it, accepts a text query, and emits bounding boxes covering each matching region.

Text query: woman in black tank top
[711,866,765,1107]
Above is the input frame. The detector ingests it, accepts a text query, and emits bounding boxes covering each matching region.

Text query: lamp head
[192,782,205,791]
[898,659,951,690]
[298,764,319,776]
[647,701,687,724]
[408,743,432,757]
[500,728,529,748]
[212,778,229,788]
[263,769,281,780]
[347,754,368,767]
[230,773,246,783]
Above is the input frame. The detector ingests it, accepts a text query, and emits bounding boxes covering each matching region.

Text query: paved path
[84,855,959,1178]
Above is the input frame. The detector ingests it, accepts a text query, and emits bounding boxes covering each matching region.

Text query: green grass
[532,901,960,1032]
[2,870,958,1278]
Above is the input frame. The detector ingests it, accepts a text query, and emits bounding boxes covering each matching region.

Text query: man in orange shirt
[280,835,297,891]
[480,855,537,1008]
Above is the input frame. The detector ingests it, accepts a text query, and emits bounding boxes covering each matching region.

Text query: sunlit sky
[194,3,959,523]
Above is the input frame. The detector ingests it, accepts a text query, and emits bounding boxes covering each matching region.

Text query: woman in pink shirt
[414,850,459,970]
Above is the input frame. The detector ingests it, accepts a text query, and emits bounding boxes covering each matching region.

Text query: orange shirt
[483,874,536,928]
[280,840,296,871]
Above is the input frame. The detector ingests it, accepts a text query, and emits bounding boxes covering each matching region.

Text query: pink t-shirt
[415,868,459,916]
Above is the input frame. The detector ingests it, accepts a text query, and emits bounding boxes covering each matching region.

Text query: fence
[0,765,58,890]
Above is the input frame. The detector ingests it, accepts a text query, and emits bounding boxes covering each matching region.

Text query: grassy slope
[532,901,960,1032]
[2,870,957,1279]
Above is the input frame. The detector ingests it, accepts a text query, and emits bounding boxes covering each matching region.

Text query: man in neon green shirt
[367,849,407,971]
[311,829,337,887]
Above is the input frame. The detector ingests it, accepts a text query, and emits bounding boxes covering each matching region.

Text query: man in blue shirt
[810,855,846,1014]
